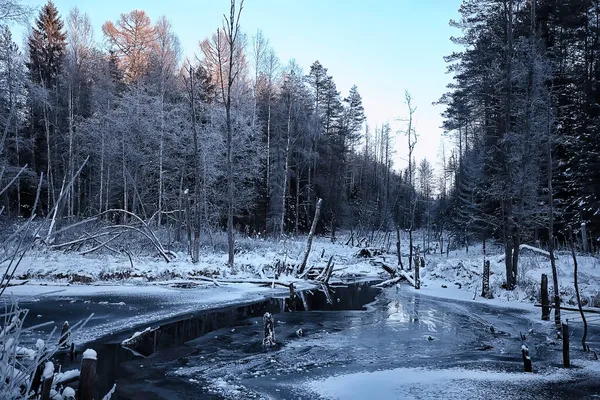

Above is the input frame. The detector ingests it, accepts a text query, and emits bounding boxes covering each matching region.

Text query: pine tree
[27,0,66,88]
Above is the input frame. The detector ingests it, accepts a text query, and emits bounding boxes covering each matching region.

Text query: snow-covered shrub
[0,303,55,398]
[517,255,541,301]
[0,302,93,399]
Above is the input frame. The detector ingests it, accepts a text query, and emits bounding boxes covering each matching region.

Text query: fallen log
[381,263,396,278]
[375,276,405,288]
[398,270,416,287]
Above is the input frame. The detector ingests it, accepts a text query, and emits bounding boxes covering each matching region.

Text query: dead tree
[570,228,588,351]
[482,260,491,299]
[263,312,275,348]
[403,91,418,271]
[481,238,491,298]
[546,92,561,327]
[298,198,322,275]
[541,274,550,321]
[217,0,245,267]
[521,344,532,372]
[396,225,404,270]
[414,255,421,289]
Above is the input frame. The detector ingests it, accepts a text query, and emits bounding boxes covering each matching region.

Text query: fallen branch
[106,225,170,262]
[375,276,404,288]
[45,156,90,244]
[80,233,124,256]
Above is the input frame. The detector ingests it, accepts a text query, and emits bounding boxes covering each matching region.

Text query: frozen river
[12,281,600,399]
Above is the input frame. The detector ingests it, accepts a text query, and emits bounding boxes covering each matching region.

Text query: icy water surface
[107,284,600,399]
[13,282,600,399]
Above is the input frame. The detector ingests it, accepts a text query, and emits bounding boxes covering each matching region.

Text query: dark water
[106,286,600,400]
[86,282,381,399]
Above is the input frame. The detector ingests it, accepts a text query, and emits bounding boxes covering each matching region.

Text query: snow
[101,383,116,400]
[82,348,97,360]
[53,369,79,385]
[15,346,36,360]
[42,361,54,379]
[121,327,152,346]
[519,244,551,258]
[306,367,575,400]
[62,387,76,398]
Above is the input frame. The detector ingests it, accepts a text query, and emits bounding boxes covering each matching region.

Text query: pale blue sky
[15,0,461,170]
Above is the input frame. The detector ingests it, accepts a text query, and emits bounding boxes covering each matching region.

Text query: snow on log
[498,244,555,262]
[519,244,552,258]
[102,384,117,400]
[82,348,97,360]
[121,327,152,347]
[375,269,416,288]
[398,270,416,287]
[375,277,403,288]
[53,369,80,386]
[42,361,54,379]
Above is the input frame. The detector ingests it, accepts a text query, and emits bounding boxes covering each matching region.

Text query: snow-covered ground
[420,240,600,308]
[8,234,376,293]
[6,231,600,312]
[4,231,600,353]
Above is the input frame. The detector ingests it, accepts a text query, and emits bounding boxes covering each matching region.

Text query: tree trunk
[295,170,300,235]
[547,92,560,326]
[396,225,403,270]
[298,198,322,275]
[571,230,588,351]
[512,231,521,286]
[280,101,292,237]
[408,227,413,271]
[99,128,105,213]
[158,91,165,228]
[67,84,74,220]
[541,273,550,320]
[266,96,272,234]
[505,234,514,290]
[482,260,491,298]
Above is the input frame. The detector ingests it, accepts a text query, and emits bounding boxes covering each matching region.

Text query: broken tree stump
[521,344,532,372]
[263,312,276,348]
[31,363,44,396]
[40,362,54,400]
[59,321,70,348]
[541,274,550,321]
[481,260,491,299]
[562,323,570,368]
[80,349,98,400]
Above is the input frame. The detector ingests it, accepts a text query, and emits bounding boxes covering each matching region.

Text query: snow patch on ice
[307,367,574,400]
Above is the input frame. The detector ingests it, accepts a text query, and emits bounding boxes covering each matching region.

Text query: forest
[0,0,599,289]
[2,1,600,399]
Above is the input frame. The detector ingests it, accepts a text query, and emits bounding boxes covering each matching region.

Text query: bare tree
[403,91,417,270]
[0,0,31,24]
[250,29,267,129]
[217,0,245,267]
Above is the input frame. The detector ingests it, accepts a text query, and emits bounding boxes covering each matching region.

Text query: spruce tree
[27,0,66,88]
